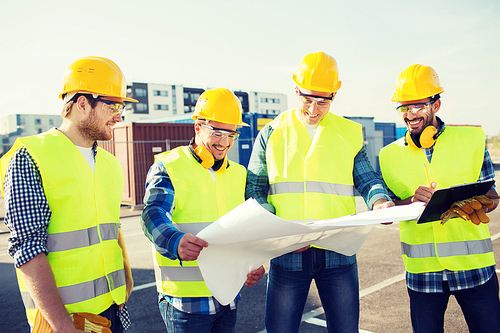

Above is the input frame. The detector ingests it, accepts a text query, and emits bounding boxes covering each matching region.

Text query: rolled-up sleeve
[245,125,276,214]
[140,161,184,260]
[353,146,392,209]
[4,148,51,268]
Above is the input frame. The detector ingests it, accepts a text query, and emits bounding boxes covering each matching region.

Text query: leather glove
[71,312,112,333]
[31,310,112,333]
[440,195,494,225]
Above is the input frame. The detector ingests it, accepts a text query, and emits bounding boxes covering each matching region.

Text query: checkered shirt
[386,119,497,293]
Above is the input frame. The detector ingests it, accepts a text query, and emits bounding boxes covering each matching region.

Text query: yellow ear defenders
[405,125,444,149]
[188,138,228,171]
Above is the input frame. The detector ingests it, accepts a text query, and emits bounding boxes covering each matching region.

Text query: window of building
[135,88,147,97]
[135,103,148,113]
[154,90,168,97]
[172,85,177,115]
[37,128,43,134]
[184,91,202,106]
[261,97,280,104]
[35,119,41,125]
[154,104,169,110]
[184,106,192,113]
[49,119,54,125]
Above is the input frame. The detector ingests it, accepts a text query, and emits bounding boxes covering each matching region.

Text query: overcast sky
[1,0,499,136]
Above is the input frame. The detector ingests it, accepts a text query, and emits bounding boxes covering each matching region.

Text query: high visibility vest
[266,110,363,223]
[379,126,494,273]
[153,146,246,297]
[0,129,126,325]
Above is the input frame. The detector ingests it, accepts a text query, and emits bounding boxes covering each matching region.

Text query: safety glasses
[298,91,333,108]
[198,123,240,141]
[397,102,433,117]
[95,98,125,116]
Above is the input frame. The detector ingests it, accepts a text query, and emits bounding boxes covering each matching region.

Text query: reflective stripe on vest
[47,223,118,252]
[155,266,204,282]
[379,126,494,273]
[402,239,493,258]
[270,181,354,196]
[172,222,212,235]
[266,110,362,222]
[153,146,246,297]
[1,129,126,325]
[20,269,125,309]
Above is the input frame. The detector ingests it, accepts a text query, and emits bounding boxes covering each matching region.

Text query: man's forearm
[19,253,77,333]
[118,230,134,302]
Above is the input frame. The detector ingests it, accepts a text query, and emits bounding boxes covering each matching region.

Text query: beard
[406,114,435,135]
[77,108,113,142]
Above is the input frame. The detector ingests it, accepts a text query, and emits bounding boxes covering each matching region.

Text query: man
[379,64,500,333]
[141,88,265,333]
[245,51,394,333]
[0,56,136,332]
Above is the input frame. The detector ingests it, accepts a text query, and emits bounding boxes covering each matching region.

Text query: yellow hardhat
[192,88,249,126]
[292,51,342,93]
[392,64,444,102]
[59,56,138,102]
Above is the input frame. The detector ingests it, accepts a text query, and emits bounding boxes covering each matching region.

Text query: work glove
[71,312,112,333]
[440,195,494,225]
[31,310,112,333]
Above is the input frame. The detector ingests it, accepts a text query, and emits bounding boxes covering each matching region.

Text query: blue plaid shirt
[141,160,238,314]
[3,146,131,328]
[386,119,497,293]
[245,115,392,270]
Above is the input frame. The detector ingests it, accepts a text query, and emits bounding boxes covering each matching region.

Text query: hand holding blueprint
[197,199,425,305]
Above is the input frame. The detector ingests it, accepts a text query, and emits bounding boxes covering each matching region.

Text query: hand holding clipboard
[417,179,495,224]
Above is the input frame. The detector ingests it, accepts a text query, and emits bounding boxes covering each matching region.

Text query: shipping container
[396,126,407,140]
[99,122,194,209]
[238,113,276,168]
[375,122,397,147]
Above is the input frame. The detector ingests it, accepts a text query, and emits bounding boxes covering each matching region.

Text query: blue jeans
[158,297,237,333]
[98,304,123,333]
[408,273,500,333]
[265,248,359,333]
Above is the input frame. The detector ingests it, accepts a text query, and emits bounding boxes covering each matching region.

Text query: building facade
[1,114,62,155]
[124,82,288,122]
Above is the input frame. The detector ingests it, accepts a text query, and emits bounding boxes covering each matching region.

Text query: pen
[424,163,431,186]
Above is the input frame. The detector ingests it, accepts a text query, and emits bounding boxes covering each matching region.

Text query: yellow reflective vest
[154,146,246,297]
[379,126,494,273]
[0,129,126,325]
[266,110,363,223]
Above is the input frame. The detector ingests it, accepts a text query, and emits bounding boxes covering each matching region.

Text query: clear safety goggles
[298,91,333,108]
[199,123,240,141]
[397,101,433,117]
[95,98,125,116]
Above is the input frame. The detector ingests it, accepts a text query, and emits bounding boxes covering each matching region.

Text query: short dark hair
[61,93,98,118]
[430,94,441,103]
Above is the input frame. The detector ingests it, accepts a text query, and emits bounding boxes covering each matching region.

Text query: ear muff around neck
[405,125,443,149]
[188,140,228,171]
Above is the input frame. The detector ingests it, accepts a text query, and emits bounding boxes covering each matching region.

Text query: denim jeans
[408,273,500,333]
[265,248,359,333]
[98,304,123,333]
[158,297,237,333]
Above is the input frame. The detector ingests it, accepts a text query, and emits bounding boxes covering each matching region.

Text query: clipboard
[417,179,495,223]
